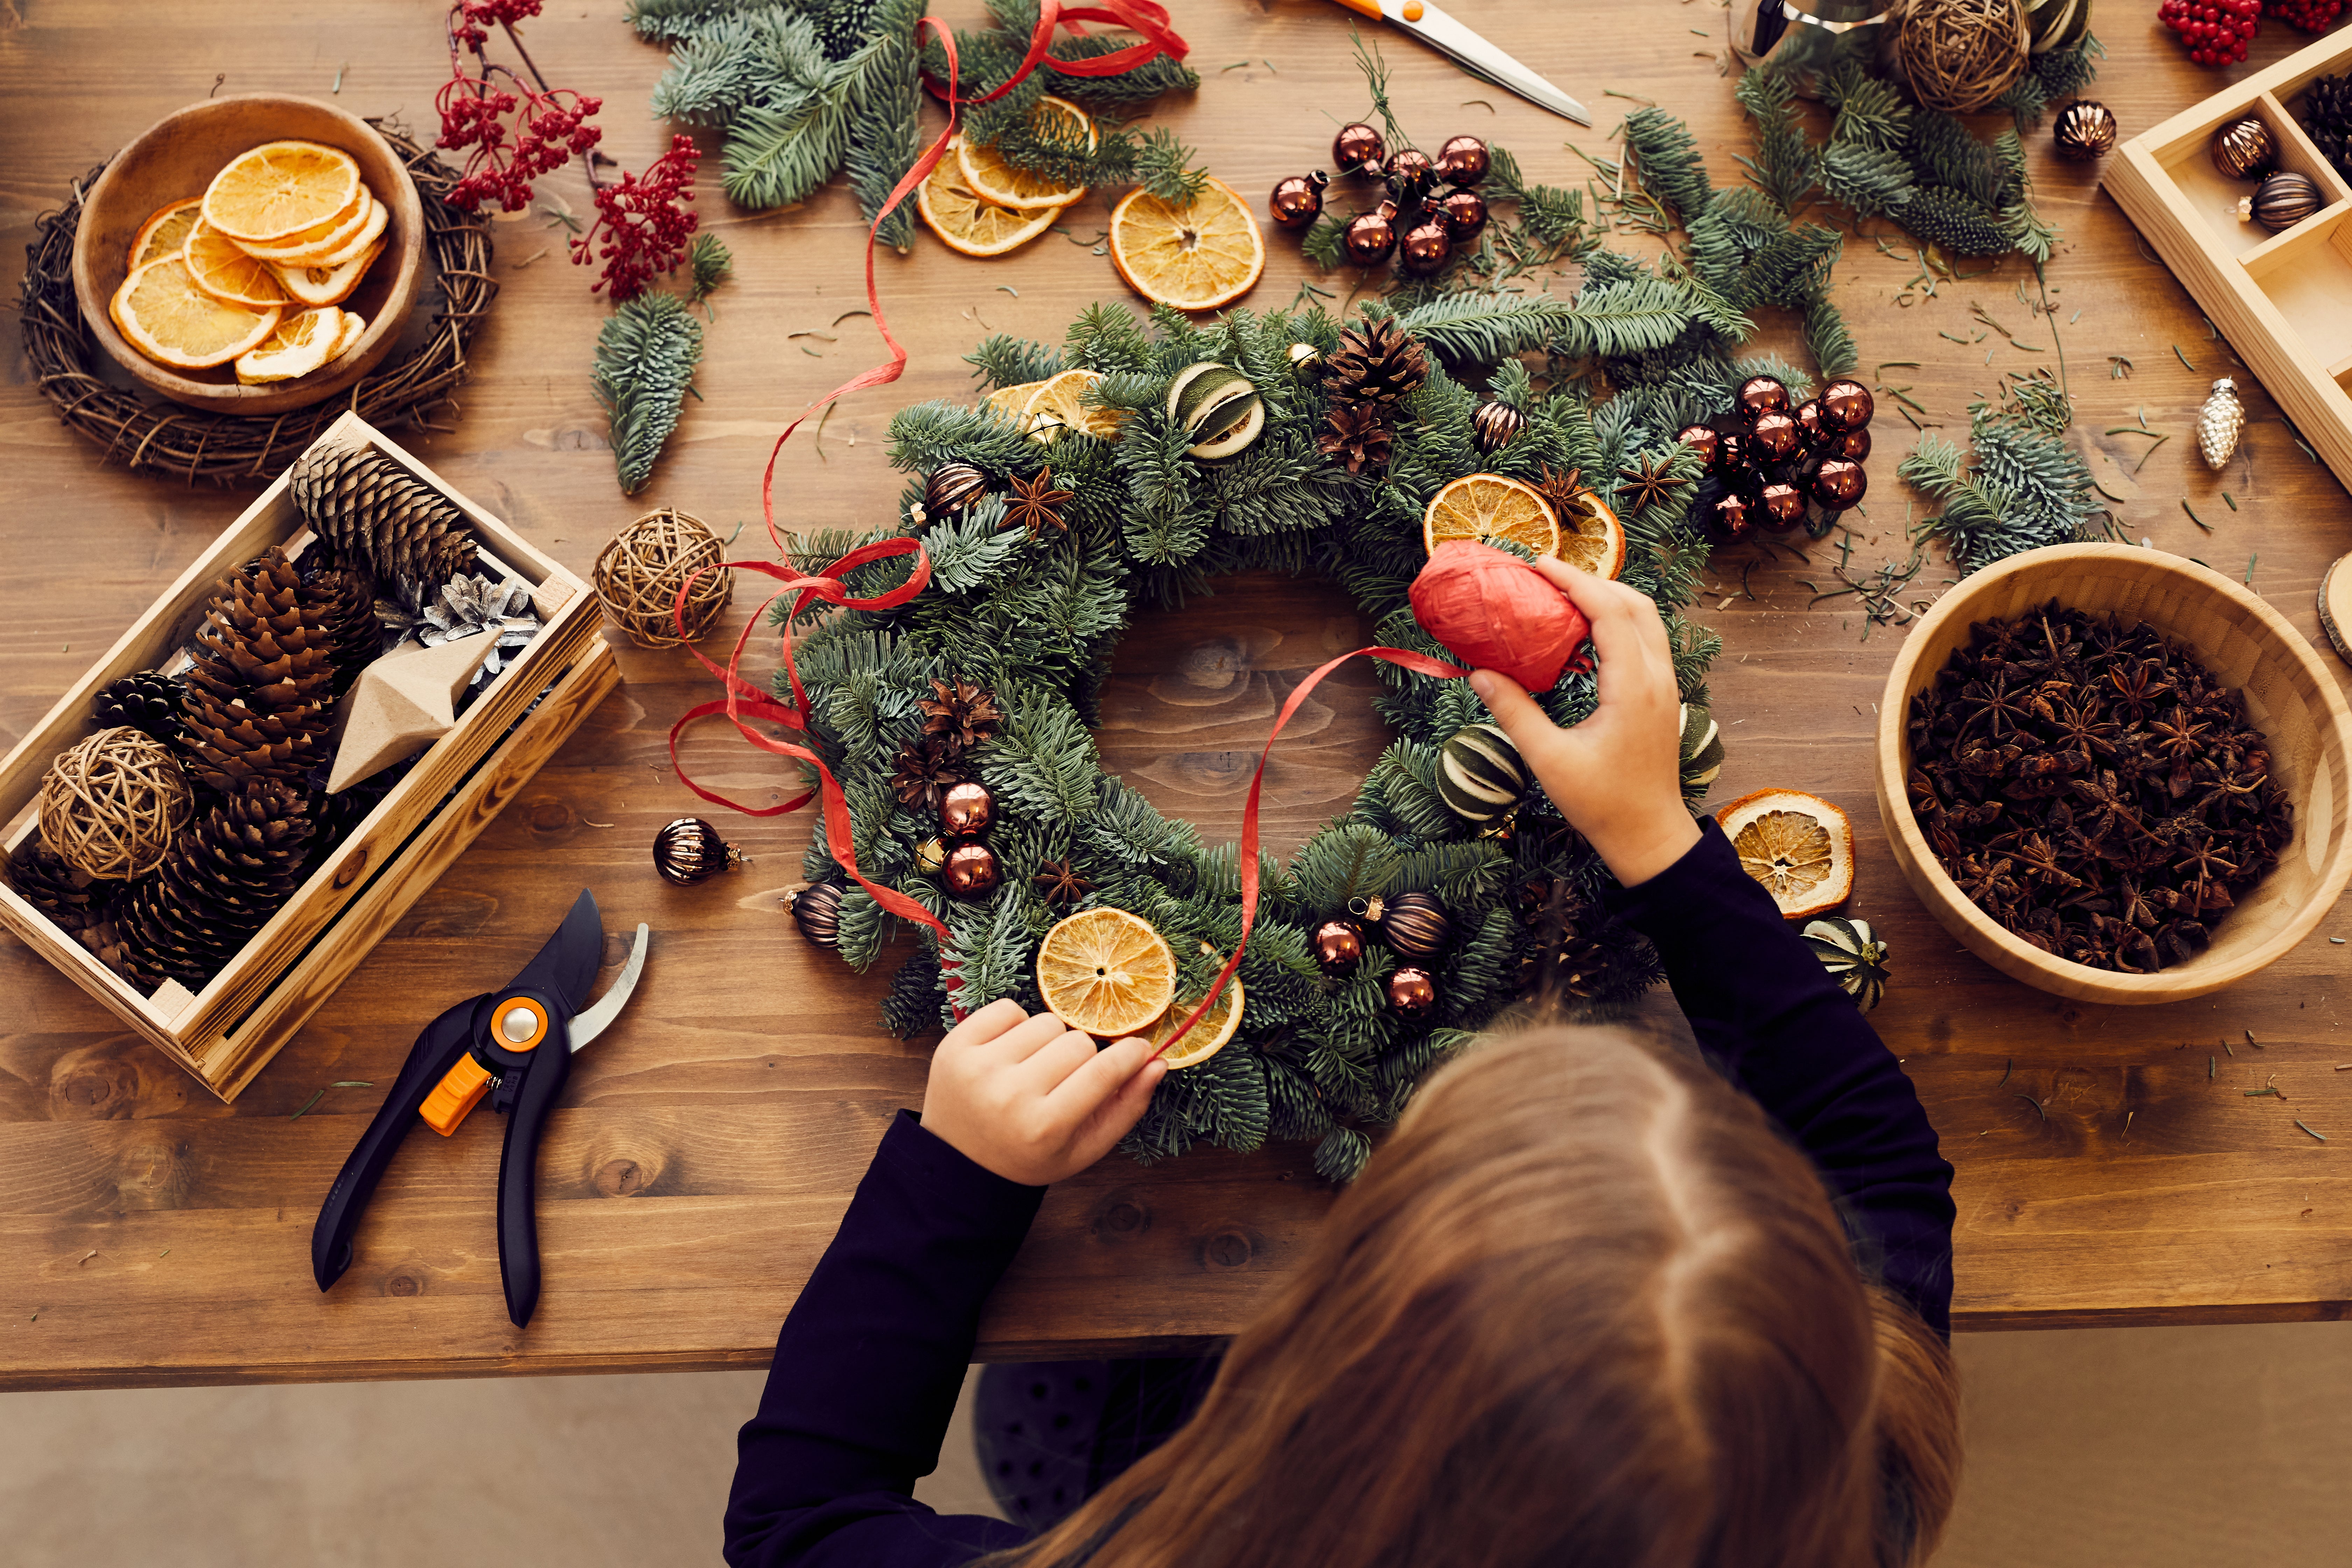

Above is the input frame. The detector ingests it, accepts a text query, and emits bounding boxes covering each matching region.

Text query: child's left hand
[919,998,1168,1186]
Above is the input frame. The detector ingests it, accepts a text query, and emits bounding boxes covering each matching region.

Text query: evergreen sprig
[593,291,704,495]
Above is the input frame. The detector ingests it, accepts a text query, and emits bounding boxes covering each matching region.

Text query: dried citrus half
[1036,907,1177,1038]
[235,306,345,384]
[184,219,290,309]
[112,255,282,369]
[1715,788,1854,921]
[1142,974,1245,1069]
[1552,485,1628,580]
[958,96,1097,210]
[1422,473,1562,559]
[128,197,203,269]
[275,238,383,307]
[918,141,1062,258]
[201,140,363,244]
[1107,175,1264,312]
[1023,368,1124,441]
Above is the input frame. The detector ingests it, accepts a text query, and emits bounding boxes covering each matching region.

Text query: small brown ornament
[1386,966,1437,1017]
[913,836,948,874]
[1333,122,1386,175]
[1758,481,1810,531]
[1313,917,1365,975]
[943,841,1001,897]
[2052,100,2117,162]
[1793,398,1828,449]
[594,507,733,649]
[1434,134,1490,186]
[1749,408,1801,464]
[1830,426,1872,463]
[1384,147,1435,201]
[1675,423,1720,470]
[791,880,846,948]
[1818,378,1875,431]
[1471,400,1526,454]
[1708,427,1750,477]
[2242,171,2321,232]
[653,817,746,886]
[1374,890,1452,958]
[1435,188,1488,243]
[922,462,988,525]
[1288,342,1324,374]
[940,780,995,839]
[1703,488,1757,544]
[1397,216,1452,277]
[1339,210,1398,267]
[1812,457,1868,511]
[2211,116,2276,181]
[1269,171,1329,229]
[1735,374,1791,421]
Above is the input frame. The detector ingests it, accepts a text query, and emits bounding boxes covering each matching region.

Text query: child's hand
[919,998,1168,1186]
[1468,557,1702,889]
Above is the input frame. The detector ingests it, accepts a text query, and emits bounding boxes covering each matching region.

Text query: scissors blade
[567,922,649,1052]
[1386,0,1590,125]
[507,888,605,1014]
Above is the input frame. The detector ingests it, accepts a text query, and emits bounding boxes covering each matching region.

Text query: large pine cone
[114,782,316,988]
[1322,316,1430,411]
[182,547,339,793]
[92,671,186,746]
[7,840,108,934]
[301,555,382,695]
[2307,75,2352,133]
[288,436,476,591]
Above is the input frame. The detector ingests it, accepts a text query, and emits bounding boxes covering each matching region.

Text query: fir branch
[1134,125,1208,207]
[1302,212,1346,271]
[1802,287,1858,378]
[1733,64,1817,216]
[593,292,704,495]
[626,0,778,43]
[1817,142,1917,222]
[1622,106,1714,227]
[1822,60,1910,153]
[687,232,732,303]
[965,333,1064,391]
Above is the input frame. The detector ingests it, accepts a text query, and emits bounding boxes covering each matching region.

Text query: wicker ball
[592,507,734,649]
[37,727,194,881]
[1894,0,2029,114]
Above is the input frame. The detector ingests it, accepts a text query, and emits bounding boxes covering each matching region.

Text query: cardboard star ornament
[326,632,497,793]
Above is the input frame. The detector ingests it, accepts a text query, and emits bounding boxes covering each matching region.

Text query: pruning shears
[311,889,650,1328]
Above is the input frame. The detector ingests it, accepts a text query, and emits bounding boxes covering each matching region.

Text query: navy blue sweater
[724,820,1957,1566]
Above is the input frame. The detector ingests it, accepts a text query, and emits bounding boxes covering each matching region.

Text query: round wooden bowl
[69,94,425,416]
[1876,543,2352,1005]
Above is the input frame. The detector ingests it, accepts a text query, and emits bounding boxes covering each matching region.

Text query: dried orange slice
[274,238,383,307]
[112,256,282,369]
[237,189,379,267]
[1107,175,1264,312]
[958,96,1097,210]
[1142,975,1244,1069]
[201,140,363,244]
[1023,368,1125,442]
[1422,473,1562,559]
[1551,485,1628,580]
[327,309,368,358]
[1036,907,1177,1039]
[983,378,1051,423]
[129,197,203,269]
[918,141,1062,257]
[235,306,344,384]
[184,219,291,309]
[1716,788,1855,922]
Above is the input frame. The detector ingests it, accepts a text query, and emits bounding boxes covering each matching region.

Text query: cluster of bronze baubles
[1310,889,1455,1017]
[2207,115,2323,233]
[1267,124,1492,280]
[1675,374,1876,545]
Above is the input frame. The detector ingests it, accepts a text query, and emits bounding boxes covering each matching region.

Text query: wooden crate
[2110,33,2352,492]
[0,411,619,1101]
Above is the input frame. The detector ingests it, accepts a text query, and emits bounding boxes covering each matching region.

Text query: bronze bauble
[1793,398,1828,449]
[1703,488,1756,544]
[1333,121,1386,175]
[1397,216,1452,277]
[1735,374,1791,421]
[943,841,1001,897]
[2210,115,2275,181]
[653,817,745,886]
[1376,890,1452,958]
[1811,457,1868,511]
[1758,480,1809,531]
[1269,171,1329,229]
[1830,425,1871,463]
[1314,917,1365,975]
[1436,187,1488,242]
[1384,147,1435,203]
[1340,210,1398,267]
[1434,133,1490,186]
[2053,100,2117,162]
[1386,966,1437,1017]
[1818,378,1875,431]
[1675,423,1720,470]
[1749,408,1801,464]
[940,779,995,839]
[1472,400,1526,455]
[791,880,845,947]
[923,461,988,519]
[2244,170,2322,232]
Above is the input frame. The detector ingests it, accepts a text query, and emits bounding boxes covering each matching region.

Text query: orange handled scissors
[1321,0,1590,124]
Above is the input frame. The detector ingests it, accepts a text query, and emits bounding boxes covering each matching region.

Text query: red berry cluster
[2157,0,2261,64]
[2268,0,2344,31]
[435,0,604,214]
[572,135,702,302]
[450,0,545,49]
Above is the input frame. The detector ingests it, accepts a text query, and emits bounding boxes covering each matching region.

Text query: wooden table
[7,2,2352,1391]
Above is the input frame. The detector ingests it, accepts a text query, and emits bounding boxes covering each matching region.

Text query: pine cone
[77,917,170,992]
[890,735,965,814]
[1322,316,1429,411]
[288,436,477,592]
[1316,404,1395,475]
[1899,186,2010,258]
[181,547,339,793]
[2311,127,2352,180]
[301,556,382,695]
[114,782,316,988]
[2306,75,2352,132]
[92,671,186,746]
[916,678,1004,750]
[7,840,108,934]
[376,573,541,706]
[1513,878,1645,1003]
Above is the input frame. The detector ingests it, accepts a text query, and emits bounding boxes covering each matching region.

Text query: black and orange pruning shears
[312,889,650,1327]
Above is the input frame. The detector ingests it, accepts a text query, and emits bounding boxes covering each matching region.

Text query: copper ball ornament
[1269,170,1329,229]
[1398,215,1452,277]
[2211,116,2275,181]
[1334,121,1386,175]
[939,779,995,839]
[653,817,746,886]
[1702,487,1757,544]
[1748,408,1801,464]
[2052,100,2117,162]
[1340,210,1398,266]
[1314,917,1365,975]
[1373,890,1452,958]
[1471,399,1526,454]
[1384,147,1435,201]
[1434,134,1490,186]
[1708,427,1750,478]
[1811,457,1868,511]
[1793,398,1827,449]
[1436,187,1488,243]
[923,461,988,520]
[1829,425,1871,463]
[1386,966,1438,1017]
[1675,423,1720,470]
[791,880,846,947]
[1818,378,1874,432]
[1758,480,1809,531]
[943,841,1002,898]
[1735,374,1791,421]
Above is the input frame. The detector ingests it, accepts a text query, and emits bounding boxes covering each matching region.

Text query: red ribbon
[1149,648,1471,1059]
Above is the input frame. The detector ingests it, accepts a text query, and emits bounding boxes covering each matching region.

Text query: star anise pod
[1002,465,1074,538]
[1614,453,1690,516]
[890,736,965,814]
[1316,402,1394,475]
[1032,857,1093,909]
[918,677,1003,750]
[1533,463,1593,520]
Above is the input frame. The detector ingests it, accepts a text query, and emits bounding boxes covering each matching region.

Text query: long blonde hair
[993,1024,1960,1568]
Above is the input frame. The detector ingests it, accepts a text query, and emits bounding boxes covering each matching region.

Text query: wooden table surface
[8,1,2352,1391]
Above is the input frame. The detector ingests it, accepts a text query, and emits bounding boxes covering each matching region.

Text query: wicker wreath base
[19,119,496,486]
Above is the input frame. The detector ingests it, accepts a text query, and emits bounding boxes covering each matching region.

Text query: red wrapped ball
[1409,541,1594,691]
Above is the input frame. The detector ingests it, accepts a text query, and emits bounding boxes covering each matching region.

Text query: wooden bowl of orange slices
[70,94,424,416]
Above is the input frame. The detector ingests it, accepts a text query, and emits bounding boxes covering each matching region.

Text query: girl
[726,559,1960,1568]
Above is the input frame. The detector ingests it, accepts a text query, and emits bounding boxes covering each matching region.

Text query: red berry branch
[571,135,703,301]
[2159,0,2343,66]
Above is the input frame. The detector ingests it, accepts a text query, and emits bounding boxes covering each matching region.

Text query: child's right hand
[1468,557,1702,889]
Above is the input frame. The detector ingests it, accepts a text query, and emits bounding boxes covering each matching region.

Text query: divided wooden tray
[2110,31,2352,492]
[0,411,619,1101]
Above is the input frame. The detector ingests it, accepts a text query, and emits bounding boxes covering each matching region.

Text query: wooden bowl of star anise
[1876,543,2352,1004]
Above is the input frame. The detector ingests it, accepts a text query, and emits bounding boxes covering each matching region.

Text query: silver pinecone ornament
[2197,378,2245,469]
[377,573,542,700]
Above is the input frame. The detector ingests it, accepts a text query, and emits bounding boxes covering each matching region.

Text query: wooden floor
[8,0,2352,1388]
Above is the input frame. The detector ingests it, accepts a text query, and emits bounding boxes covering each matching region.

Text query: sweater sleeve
[724,1111,1041,1568]
[1608,819,1957,1338]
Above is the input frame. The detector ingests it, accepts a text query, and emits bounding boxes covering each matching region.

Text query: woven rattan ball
[593,507,734,649]
[1895,0,2030,113]
[37,727,194,880]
